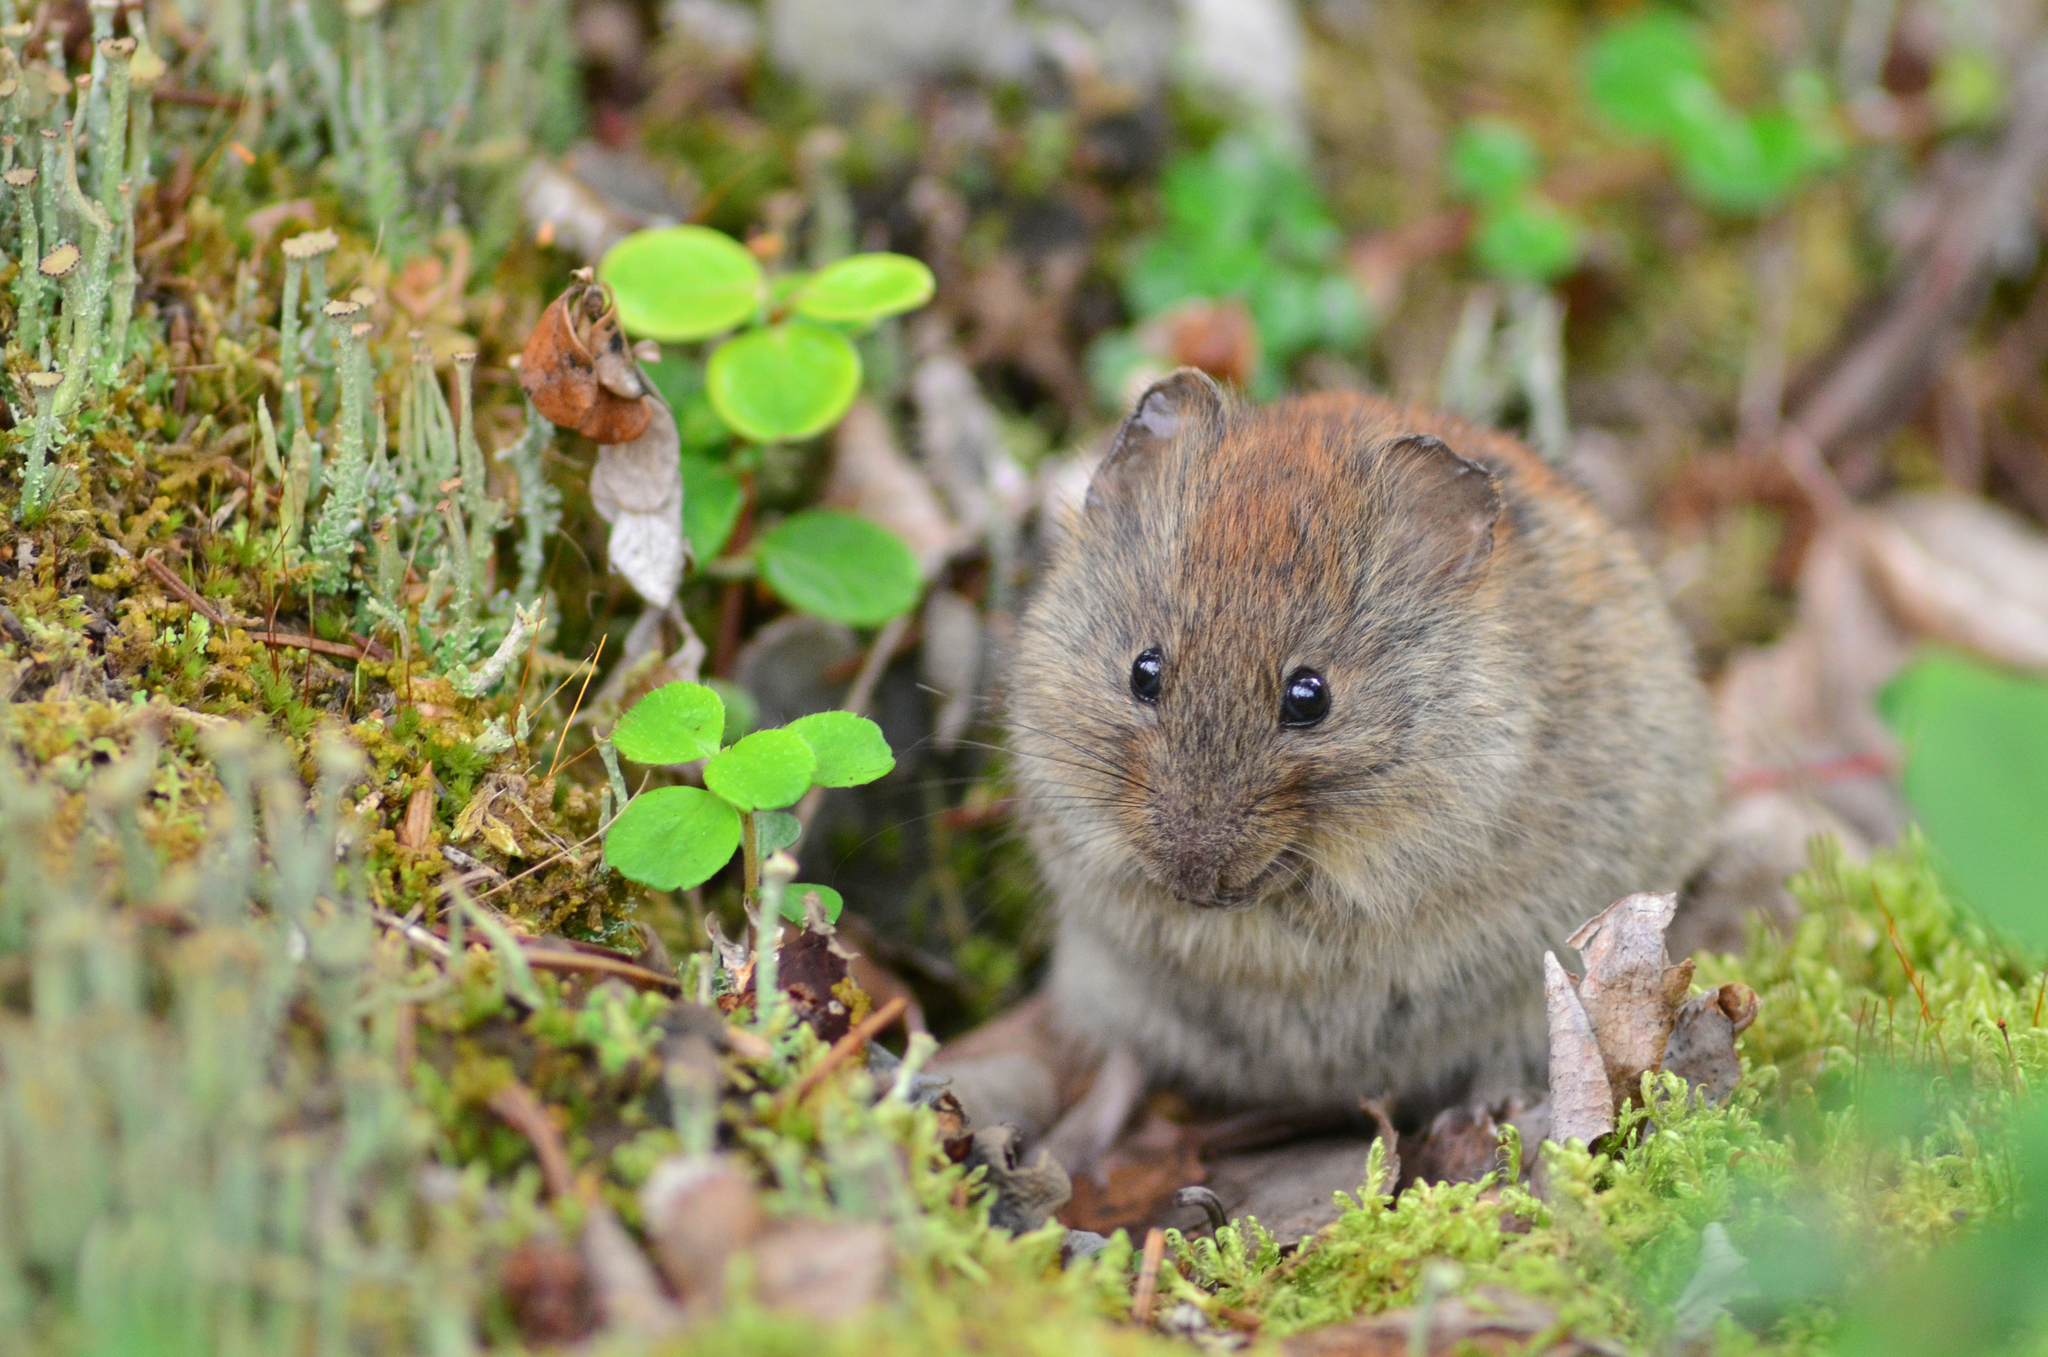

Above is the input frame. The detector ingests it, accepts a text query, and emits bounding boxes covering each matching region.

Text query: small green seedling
[1096,133,1371,399]
[1446,119,1582,284]
[598,225,934,441]
[601,680,894,923]
[598,226,931,628]
[1585,11,1841,216]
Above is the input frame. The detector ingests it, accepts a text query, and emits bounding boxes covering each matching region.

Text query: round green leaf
[705,322,861,443]
[703,728,816,811]
[1447,119,1542,206]
[792,253,936,324]
[753,809,802,856]
[611,682,725,765]
[1879,652,2048,950]
[787,711,895,788]
[780,882,844,925]
[680,454,744,560]
[599,226,763,342]
[602,786,742,891]
[1473,196,1582,284]
[756,509,923,626]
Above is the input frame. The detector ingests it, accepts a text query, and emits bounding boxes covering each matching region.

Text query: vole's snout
[1134,795,1276,910]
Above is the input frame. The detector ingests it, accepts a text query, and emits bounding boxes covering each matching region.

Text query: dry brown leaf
[1400,1100,1523,1189]
[1058,1114,1203,1236]
[590,400,687,607]
[1542,951,1614,1148]
[1197,1134,1382,1244]
[1566,892,1694,1106]
[518,275,653,443]
[398,780,435,851]
[962,1123,1074,1233]
[1661,983,1760,1104]
[1281,1289,1625,1357]
[499,1236,597,1345]
[750,1220,891,1324]
[1853,501,2048,671]
[919,588,981,751]
[911,349,1001,536]
[579,1200,684,1335]
[826,399,966,576]
[640,1153,765,1307]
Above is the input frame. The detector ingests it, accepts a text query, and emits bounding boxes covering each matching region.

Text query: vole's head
[1010,370,1511,912]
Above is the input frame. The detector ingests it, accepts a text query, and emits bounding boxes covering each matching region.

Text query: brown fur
[1007,374,1717,1118]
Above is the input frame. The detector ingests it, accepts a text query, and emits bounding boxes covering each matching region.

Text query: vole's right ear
[1086,368,1224,512]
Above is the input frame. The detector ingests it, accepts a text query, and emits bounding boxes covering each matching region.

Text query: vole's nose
[1142,800,1251,907]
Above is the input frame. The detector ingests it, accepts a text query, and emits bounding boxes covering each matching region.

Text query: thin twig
[520,948,681,994]
[143,551,393,661]
[782,995,909,1109]
[488,1080,576,1199]
[1131,1228,1167,1326]
[547,634,605,780]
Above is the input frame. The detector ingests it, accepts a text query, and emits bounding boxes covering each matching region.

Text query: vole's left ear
[1372,433,1503,583]
[1086,368,1225,512]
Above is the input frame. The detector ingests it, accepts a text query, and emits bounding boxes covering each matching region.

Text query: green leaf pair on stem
[601,681,895,924]
[597,225,934,441]
[1446,119,1582,285]
[598,227,932,627]
[1585,11,1842,217]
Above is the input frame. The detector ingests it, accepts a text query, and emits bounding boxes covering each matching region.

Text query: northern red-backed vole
[1007,371,1716,1118]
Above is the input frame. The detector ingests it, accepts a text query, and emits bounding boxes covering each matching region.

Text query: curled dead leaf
[519,273,654,443]
[1542,951,1614,1148]
[590,400,687,607]
[1565,892,1694,1108]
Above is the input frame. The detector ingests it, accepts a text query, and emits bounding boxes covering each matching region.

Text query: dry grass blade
[783,994,909,1108]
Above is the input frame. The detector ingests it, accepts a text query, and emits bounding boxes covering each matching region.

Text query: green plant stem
[494,401,557,605]
[308,320,373,588]
[10,182,41,353]
[346,0,403,251]
[279,257,304,443]
[741,811,760,903]
[52,120,112,418]
[15,379,62,524]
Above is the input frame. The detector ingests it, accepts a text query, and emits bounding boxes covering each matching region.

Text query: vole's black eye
[1129,648,1164,705]
[1280,669,1329,728]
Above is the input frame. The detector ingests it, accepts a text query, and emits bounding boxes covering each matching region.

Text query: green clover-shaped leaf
[792,253,936,324]
[787,711,894,788]
[602,786,742,890]
[756,509,923,626]
[705,322,862,443]
[599,226,764,342]
[611,682,725,765]
[703,728,816,811]
[780,882,844,925]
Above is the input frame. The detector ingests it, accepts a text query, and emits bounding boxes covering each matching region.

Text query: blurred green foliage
[1880,652,2048,952]
[1104,133,1372,396]
[1586,10,1843,215]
